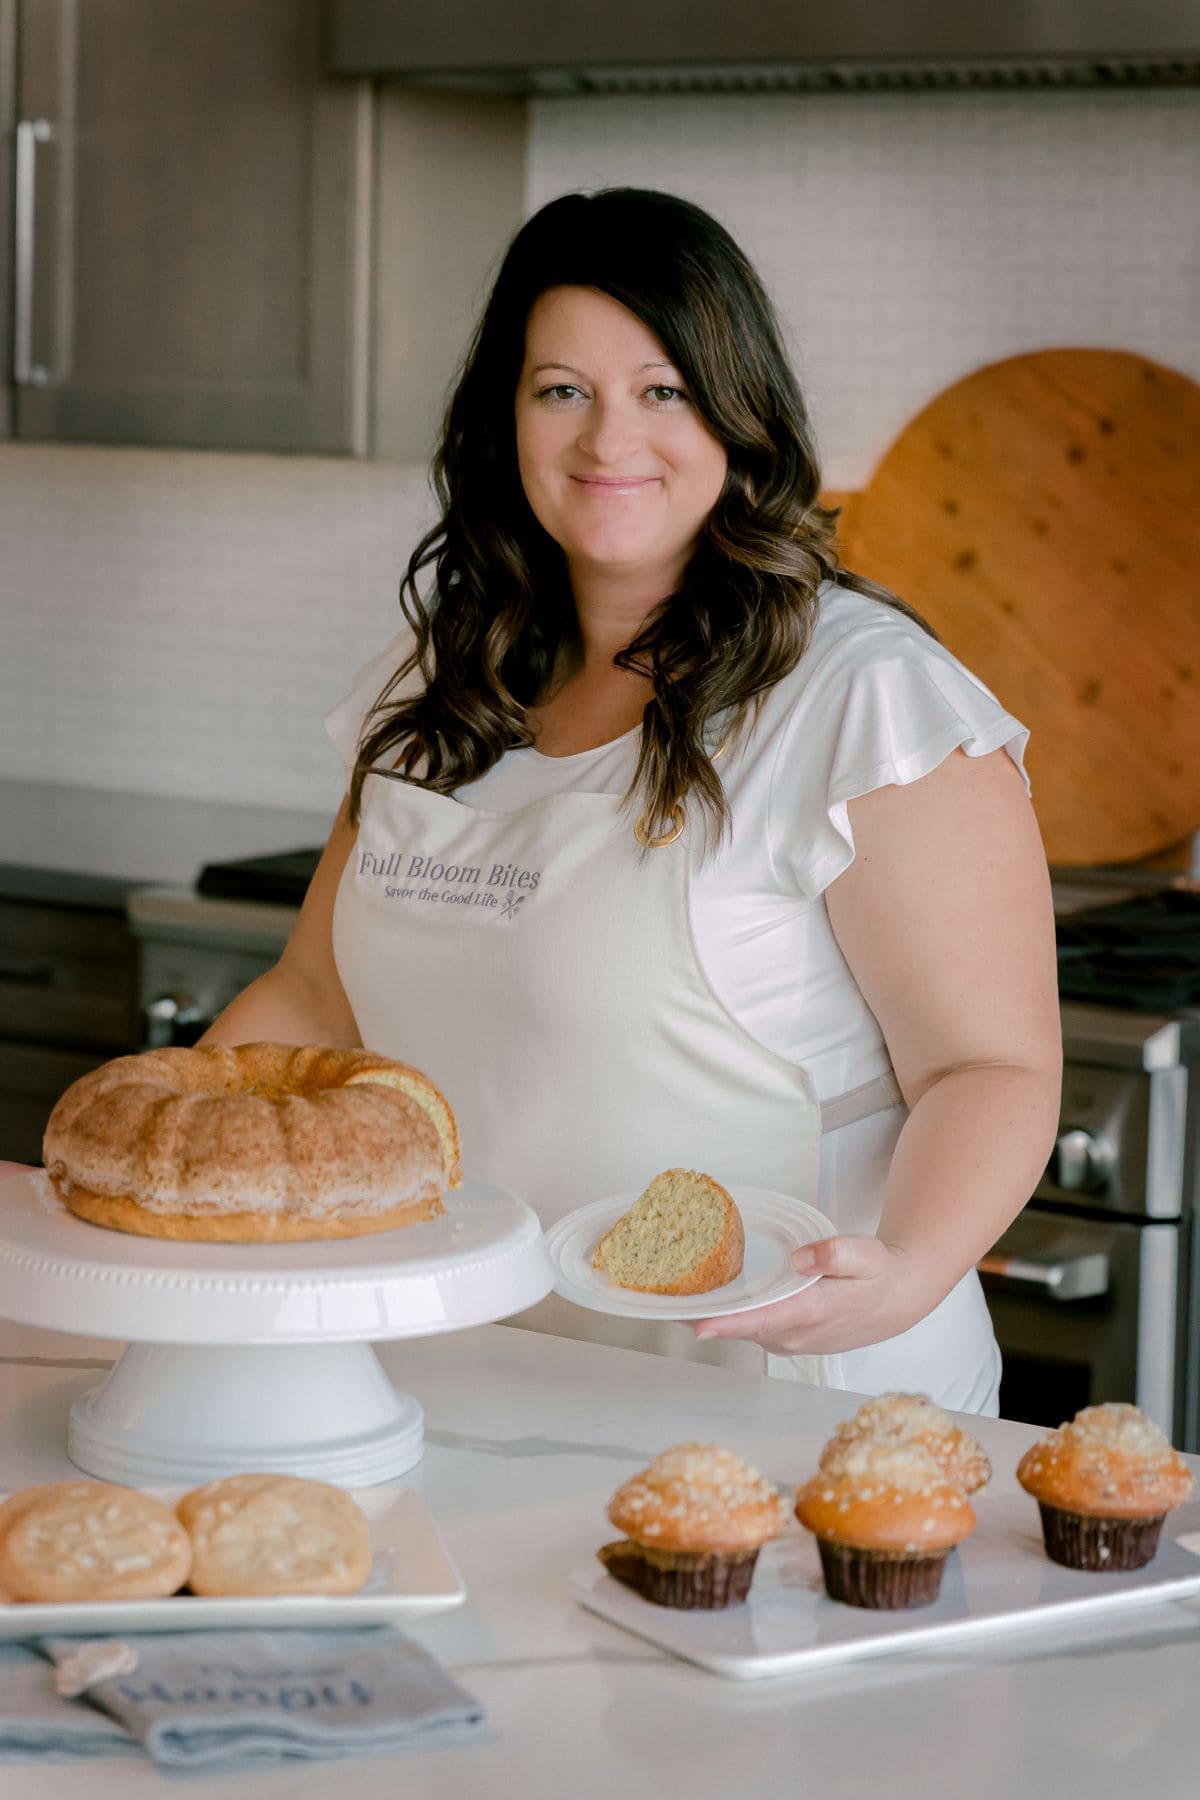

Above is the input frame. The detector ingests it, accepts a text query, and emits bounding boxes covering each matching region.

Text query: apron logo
[358,849,539,919]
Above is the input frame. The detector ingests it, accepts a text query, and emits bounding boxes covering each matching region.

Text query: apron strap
[820,1069,904,1134]
[768,1072,902,1387]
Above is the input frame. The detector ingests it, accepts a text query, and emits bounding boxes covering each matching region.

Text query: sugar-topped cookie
[177,1472,372,1597]
[0,1480,191,1603]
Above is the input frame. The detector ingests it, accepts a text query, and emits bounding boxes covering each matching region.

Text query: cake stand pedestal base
[68,1342,426,1487]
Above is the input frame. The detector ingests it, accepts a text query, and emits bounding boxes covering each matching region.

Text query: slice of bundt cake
[591,1169,745,1297]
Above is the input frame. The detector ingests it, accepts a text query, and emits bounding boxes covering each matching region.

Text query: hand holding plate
[692,1234,926,1356]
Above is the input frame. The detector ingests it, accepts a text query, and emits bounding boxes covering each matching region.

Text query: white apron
[333,769,998,1403]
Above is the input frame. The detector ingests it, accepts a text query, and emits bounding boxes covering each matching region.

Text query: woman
[204,188,1061,1413]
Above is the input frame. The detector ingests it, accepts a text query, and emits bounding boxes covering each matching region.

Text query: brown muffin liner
[816,1540,950,1609]
[598,1540,760,1609]
[1037,1503,1166,1571]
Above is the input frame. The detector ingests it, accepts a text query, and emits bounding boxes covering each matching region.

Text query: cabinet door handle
[0,955,55,986]
[977,1251,1110,1301]
[14,118,54,388]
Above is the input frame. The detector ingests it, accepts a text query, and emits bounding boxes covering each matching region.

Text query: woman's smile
[569,474,661,495]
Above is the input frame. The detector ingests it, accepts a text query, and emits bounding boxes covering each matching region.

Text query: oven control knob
[143,991,206,1049]
[1049,1127,1116,1193]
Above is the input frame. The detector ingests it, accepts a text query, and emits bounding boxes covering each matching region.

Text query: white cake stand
[0,1170,553,1486]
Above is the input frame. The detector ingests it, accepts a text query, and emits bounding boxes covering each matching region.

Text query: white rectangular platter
[572,1490,1200,1680]
[0,1486,465,1638]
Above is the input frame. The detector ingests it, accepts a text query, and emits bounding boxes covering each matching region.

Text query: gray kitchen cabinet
[0,888,139,1163]
[0,0,16,438]
[370,87,526,465]
[8,0,372,453]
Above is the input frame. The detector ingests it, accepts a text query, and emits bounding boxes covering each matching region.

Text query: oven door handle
[977,1251,1110,1301]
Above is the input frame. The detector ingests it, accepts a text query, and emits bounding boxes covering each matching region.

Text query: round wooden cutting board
[836,349,1200,865]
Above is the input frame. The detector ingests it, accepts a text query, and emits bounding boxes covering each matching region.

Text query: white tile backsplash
[2,86,1197,815]
[0,445,434,814]
[527,87,1200,486]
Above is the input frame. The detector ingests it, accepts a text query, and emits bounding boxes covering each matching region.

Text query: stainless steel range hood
[327,1,1200,93]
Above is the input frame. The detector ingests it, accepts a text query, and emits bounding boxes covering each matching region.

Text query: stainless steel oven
[127,889,298,1048]
[127,851,321,1050]
[981,1001,1200,1449]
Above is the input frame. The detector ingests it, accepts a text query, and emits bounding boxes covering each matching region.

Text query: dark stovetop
[196,847,323,907]
[1056,889,1200,1010]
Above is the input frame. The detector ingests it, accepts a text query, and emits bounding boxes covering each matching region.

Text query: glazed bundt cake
[42,1042,461,1243]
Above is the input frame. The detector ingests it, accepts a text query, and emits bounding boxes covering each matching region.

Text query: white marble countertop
[3,1318,1200,1799]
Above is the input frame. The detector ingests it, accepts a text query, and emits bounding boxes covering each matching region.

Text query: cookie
[0,1480,192,1603]
[177,1473,372,1597]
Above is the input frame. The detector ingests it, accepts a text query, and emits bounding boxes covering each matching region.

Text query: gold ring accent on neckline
[633,803,686,849]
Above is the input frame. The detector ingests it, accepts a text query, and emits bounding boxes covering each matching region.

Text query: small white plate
[0,1486,465,1637]
[544,1187,834,1321]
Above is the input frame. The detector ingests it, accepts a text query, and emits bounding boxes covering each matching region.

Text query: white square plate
[0,1486,465,1637]
[572,1491,1200,1679]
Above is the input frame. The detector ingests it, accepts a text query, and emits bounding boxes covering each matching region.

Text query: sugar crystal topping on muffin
[1017,1402,1194,1517]
[607,1442,788,1551]
[622,1442,781,1513]
[816,1439,961,1493]
[1067,1403,1174,1460]
[848,1394,954,1440]
[820,1392,992,1495]
[645,1442,765,1486]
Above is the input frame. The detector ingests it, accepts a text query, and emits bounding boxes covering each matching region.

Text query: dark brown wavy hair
[350,186,926,843]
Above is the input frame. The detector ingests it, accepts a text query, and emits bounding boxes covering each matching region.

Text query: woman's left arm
[695,744,1062,1356]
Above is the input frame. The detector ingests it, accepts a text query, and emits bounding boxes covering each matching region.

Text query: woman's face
[515,285,728,597]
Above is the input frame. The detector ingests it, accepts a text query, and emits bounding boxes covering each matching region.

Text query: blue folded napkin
[0,1642,134,1763]
[0,1628,487,1769]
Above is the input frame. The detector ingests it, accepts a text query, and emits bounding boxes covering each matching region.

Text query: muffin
[1016,1403,1194,1571]
[795,1440,976,1609]
[600,1442,788,1609]
[820,1392,991,1496]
